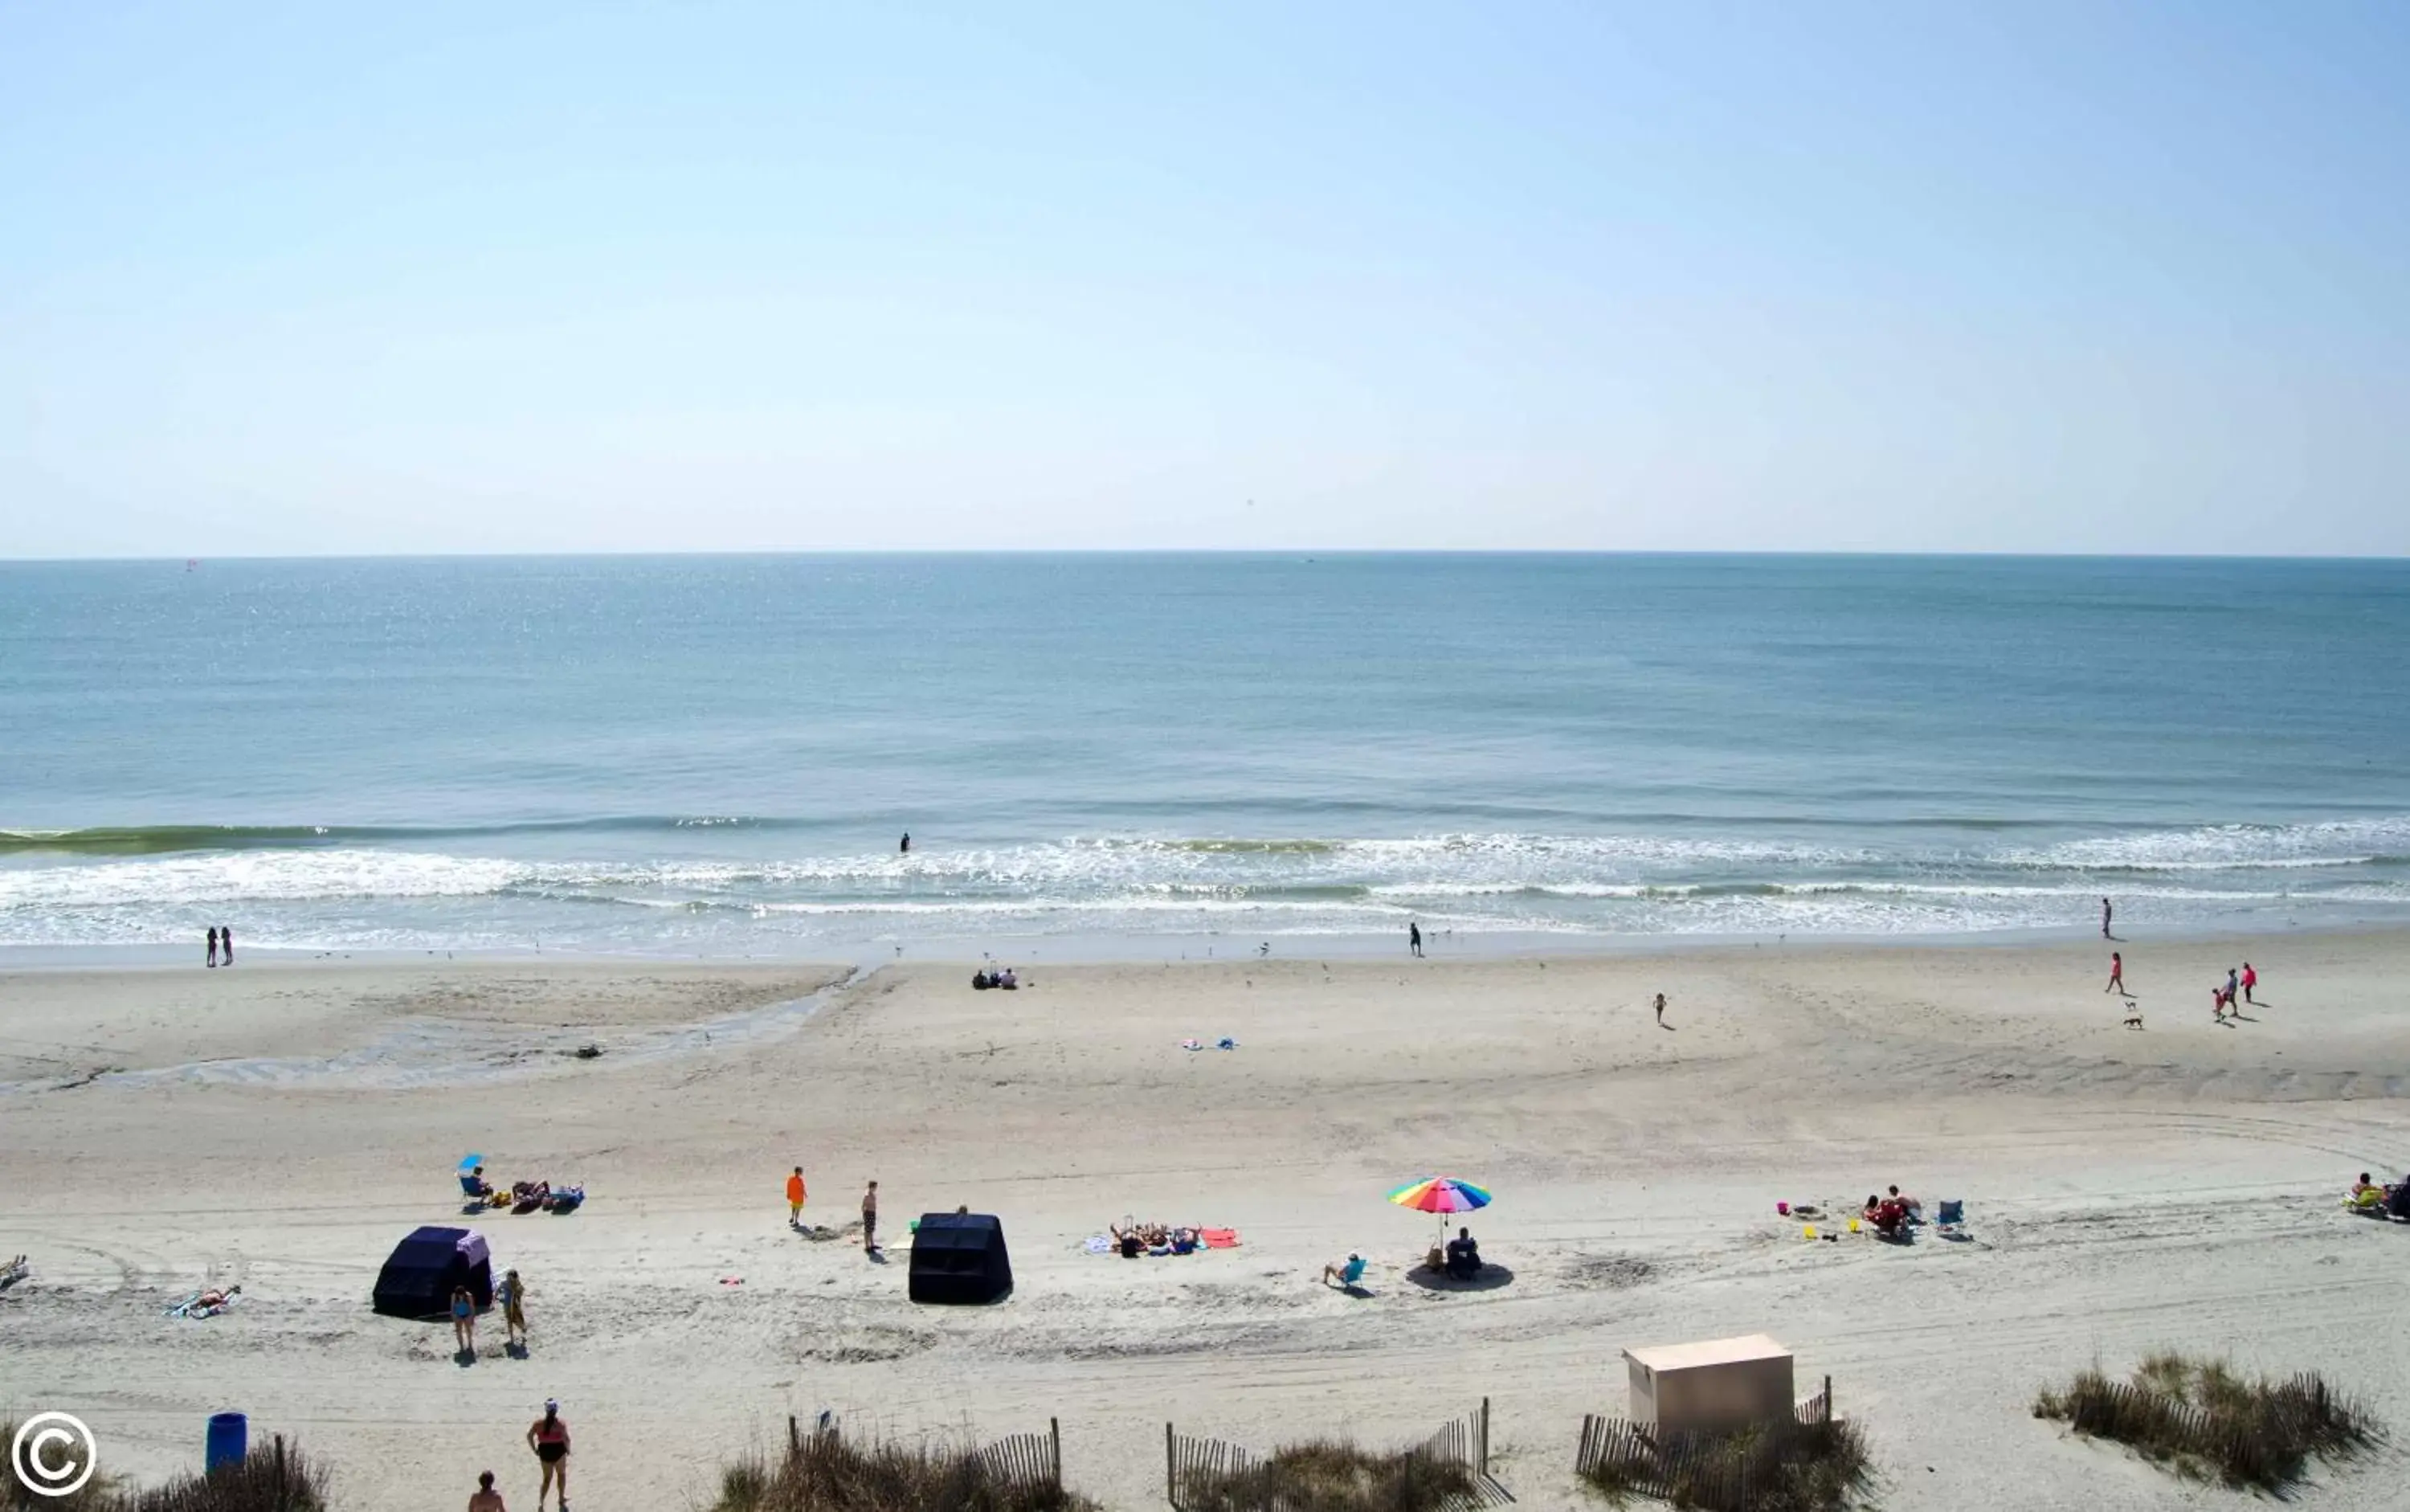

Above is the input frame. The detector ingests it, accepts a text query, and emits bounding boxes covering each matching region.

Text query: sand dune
[6,934,2409,1508]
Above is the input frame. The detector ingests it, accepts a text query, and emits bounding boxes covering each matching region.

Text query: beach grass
[711,1429,1093,1512]
[2032,1351,2376,1491]
[1,1427,325,1512]
[1174,1440,1478,1512]
[1575,1418,1873,1511]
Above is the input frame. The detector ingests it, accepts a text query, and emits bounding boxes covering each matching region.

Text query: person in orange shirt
[786,1167,807,1228]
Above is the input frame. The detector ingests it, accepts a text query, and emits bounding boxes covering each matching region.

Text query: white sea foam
[3,818,2405,950]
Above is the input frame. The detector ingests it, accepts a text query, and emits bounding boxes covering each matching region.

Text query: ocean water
[3,554,2408,958]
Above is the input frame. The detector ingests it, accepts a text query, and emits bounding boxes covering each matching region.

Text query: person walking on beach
[206,926,219,967]
[861,1180,880,1253]
[498,1268,528,1351]
[786,1167,807,1228]
[527,1400,570,1511]
[2105,951,2126,995]
[2101,897,2114,939]
[451,1284,477,1359]
[219,924,233,965]
[2225,966,2240,1010]
[468,1469,506,1512]
[1653,991,1667,1027]
[1408,922,1423,958]
[2241,962,2257,1005]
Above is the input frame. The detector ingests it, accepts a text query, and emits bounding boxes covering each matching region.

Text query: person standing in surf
[219,924,233,965]
[206,926,219,968]
[2101,897,2114,938]
[1408,922,1423,958]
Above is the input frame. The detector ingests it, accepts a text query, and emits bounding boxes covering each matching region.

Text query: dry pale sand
[6,934,2410,1510]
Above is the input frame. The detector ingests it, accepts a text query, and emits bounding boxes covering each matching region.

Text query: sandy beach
[6,933,2410,1509]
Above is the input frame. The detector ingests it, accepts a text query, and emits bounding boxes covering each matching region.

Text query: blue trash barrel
[205,1412,247,1473]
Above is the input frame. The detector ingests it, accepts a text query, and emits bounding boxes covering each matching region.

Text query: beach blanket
[1082,1235,1113,1254]
[1201,1228,1240,1248]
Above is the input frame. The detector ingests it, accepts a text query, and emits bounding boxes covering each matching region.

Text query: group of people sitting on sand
[2347,1172,2410,1220]
[1110,1220,1200,1257]
[970,966,1019,991]
[1862,1186,1923,1239]
[1320,1224,1486,1290]
[460,1166,585,1215]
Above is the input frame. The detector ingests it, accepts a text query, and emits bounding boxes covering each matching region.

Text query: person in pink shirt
[2240,962,2258,1005]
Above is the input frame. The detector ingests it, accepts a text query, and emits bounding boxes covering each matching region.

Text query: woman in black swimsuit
[527,1400,570,1510]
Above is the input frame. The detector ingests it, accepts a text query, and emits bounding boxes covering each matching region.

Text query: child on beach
[451,1285,477,1358]
[2105,952,2126,995]
[862,1180,879,1253]
[786,1167,807,1228]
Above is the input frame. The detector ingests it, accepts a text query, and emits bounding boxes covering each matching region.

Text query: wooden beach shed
[1623,1334,1794,1432]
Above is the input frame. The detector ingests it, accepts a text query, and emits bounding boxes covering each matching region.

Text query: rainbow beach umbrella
[1388,1176,1491,1213]
[1388,1176,1493,1239]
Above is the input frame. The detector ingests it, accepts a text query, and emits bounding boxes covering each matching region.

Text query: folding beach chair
[1934,1199,1966,1237]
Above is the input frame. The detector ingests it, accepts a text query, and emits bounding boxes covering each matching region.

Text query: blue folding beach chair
[1935,1199,1966,1237]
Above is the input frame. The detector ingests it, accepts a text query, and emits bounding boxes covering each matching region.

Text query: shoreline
[4,912,2400,975]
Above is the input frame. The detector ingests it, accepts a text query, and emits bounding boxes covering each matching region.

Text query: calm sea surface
[3,554,2407,957]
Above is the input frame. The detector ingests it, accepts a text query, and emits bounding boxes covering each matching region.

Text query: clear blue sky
[4,2,2404,557]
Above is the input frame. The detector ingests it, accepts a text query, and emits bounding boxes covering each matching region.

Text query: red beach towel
[1201,1228,1240,1248]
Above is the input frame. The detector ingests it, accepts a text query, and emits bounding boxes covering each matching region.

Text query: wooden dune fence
[979,1419,1066,1497]
[1572,1378,1833,1506]
[783,1414,1064,1498]
[2057,1374,2339,1488]
[1166,1398,1512,1509]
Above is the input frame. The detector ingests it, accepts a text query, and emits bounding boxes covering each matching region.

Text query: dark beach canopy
[907,1212,1013,1304]
[372,1225,493,1318]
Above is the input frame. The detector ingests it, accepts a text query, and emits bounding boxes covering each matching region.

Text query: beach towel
[1201,1228,1240,1248]
[1082,1235,1113,1254]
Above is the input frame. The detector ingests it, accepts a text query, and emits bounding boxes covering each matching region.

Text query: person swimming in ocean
[900,832,910,853]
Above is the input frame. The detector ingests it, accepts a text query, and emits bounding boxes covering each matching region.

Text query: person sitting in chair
[1444,1226,1481,1281]
[460,1165,492,1199]
[1322,1253,1367,1289]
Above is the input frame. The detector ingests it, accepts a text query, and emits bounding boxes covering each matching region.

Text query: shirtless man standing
[468,1470,506,1511]
[862,1180,879,1253]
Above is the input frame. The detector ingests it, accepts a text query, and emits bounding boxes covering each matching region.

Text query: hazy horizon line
[6,546,2408,566]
